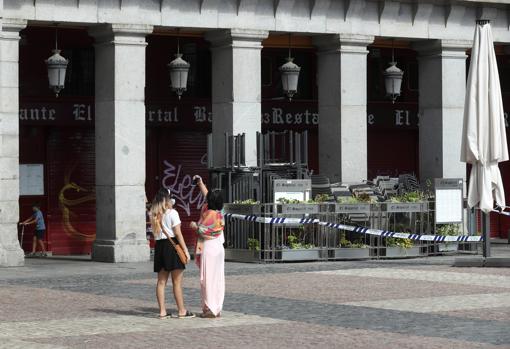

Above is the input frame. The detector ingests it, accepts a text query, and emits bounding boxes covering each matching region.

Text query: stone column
[90,24,152,263]
[0,19,27,267]
[205,29,268,168]
[415,40,470,182]
[314,34,374,183]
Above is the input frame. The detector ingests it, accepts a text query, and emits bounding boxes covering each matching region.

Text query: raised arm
[193,175,208,197]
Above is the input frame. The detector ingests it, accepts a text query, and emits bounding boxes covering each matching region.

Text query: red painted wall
[18,26,509,254]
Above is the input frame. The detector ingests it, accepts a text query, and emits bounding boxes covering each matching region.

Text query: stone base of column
[92,239,150,263]
[0,243,24,267]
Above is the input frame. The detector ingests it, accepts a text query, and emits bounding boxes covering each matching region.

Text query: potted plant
[335,195,372,219]
[435,224,461,252]
[330,231,370,259]
[223,199,262,263]
[383,191,430,250]
[384,237,421,258]
[277,232,321,261]
[225,199,261,215]
[224,237,262,263]
[388,190,427,203]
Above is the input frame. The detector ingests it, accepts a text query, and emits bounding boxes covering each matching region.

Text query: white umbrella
[461,20,509,215]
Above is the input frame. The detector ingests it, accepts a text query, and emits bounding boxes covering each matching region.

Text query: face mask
[165,188,175,206]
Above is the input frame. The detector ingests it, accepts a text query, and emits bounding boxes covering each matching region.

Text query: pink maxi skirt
[196,234,225,316]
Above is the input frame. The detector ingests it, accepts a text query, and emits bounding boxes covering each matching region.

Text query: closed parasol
[461,20,509,257]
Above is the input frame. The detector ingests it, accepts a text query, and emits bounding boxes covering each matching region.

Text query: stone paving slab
[343,293,510,313]
[0,285,158,322]
[424,266,510,276]
[0,338,69,349]
[0,259,152,280]
[1,257,510,348]
[314,268,510,288]
[123,273,510,306]
[26,322,510,349]
[0,313,286,340]
[454,257,510,267]
[437,307,510,322]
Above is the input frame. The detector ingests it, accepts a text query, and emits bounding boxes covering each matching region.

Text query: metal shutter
[151,130,209,249]
[47,128,96,254]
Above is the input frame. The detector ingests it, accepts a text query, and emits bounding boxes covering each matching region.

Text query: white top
[155,209,181,240]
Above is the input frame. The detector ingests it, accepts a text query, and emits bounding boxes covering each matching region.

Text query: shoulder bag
[168,236,189,265]
[161,225,189,265]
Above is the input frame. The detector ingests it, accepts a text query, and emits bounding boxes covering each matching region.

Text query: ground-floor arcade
[2,22,510,266]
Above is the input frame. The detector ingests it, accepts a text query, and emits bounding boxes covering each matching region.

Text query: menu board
[435,178,463,224]
[20,164,44,196]
[273,179,311,203]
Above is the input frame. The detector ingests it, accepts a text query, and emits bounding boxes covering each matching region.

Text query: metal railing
[223,201,477,263]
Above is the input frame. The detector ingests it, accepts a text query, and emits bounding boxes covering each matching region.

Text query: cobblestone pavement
[1,256,509,349]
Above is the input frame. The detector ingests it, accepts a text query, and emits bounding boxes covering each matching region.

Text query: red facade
[17,27,510,255]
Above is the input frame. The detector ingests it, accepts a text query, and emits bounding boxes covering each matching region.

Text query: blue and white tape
[493,209,510,217]
[224,213,483,243]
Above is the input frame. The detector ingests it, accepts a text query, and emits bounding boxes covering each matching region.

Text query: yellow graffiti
[58,164,96,241]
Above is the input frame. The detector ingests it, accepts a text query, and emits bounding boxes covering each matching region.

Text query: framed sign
[273,179,311,203]
[434,178,463,224]
[20,164,44,196]
[335,204,371,214]
[386,202,427,213]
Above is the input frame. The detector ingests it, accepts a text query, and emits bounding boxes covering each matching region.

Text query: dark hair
[32,202,41,209]
[152,188,171,205]
[206,189,224,211]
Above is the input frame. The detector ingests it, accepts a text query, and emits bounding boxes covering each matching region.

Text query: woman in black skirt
[150,188,194,319]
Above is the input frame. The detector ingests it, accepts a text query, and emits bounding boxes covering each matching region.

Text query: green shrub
[287,234,315,249]
[233,199,260,204]
[388,191,425,203]
[436,224,461,236]
[339,232,367,248]
[247,238,260,251]
[313,193,330,203]
[277,198,302,204]
[337,196,360,204]
[386,237,413,249]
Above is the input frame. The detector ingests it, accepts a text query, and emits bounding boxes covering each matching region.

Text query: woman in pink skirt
[190,175,225,318]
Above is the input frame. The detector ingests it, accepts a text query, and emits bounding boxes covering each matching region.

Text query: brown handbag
[160,220,189,265]
[168,236,189,265]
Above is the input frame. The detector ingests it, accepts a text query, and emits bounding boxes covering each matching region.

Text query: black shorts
[34,230,45,239]
[154,239,185,273]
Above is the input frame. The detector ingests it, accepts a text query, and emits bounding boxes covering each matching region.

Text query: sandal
[158,314,171,320]
[177,311,195,319]
[199,311,218,318]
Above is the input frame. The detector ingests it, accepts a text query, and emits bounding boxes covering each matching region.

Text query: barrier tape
[493,209,510,217]
[224,213,483,243]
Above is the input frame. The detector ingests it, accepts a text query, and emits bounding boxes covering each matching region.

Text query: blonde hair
[149,188,171,238]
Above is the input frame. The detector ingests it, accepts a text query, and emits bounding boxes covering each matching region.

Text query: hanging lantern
[168,53,190,100]
[45,26,68,97]
[383,62,404,104]
[383,40,404,104]
[279,57,301,101]
[279,34,300,101]
[168,33,190,100]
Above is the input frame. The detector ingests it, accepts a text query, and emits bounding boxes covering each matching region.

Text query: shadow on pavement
[90,307,160,318]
